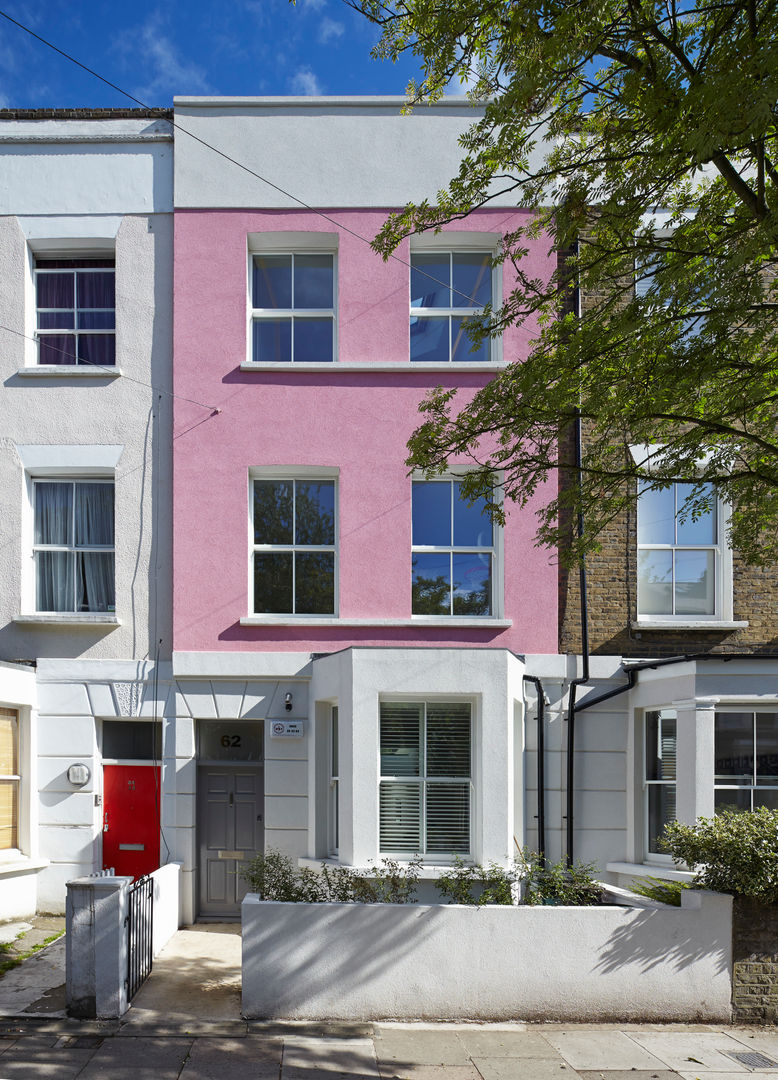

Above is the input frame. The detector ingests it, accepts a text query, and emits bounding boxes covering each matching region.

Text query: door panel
[198,767,263,918]
[102,764,160,879]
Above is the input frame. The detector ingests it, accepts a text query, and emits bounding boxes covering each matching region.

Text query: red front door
[102,764,160,879]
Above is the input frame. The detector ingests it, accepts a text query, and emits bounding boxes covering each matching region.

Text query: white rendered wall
[0,119,172,216]
[310,647,526,868]
[241,889,733,1021]
[0,206,173,663]
[174,97,549,210]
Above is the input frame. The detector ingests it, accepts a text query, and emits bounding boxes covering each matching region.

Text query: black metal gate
[127,875,153,1000]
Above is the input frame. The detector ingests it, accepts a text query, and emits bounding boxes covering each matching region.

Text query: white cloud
[301,0,327,9]
[318,17,344,44]
[289,67,323,96]
[117,16,213,103]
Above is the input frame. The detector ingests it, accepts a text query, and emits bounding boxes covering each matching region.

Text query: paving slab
[457,1029,563,1059]
[122,925,242,1026]
[179,1035,283,1079]
[373,1025,471,1065]
[578,1072,678,1080]
[544,1031,669,1071]
[678,1074,778,1080]
[0,921,32,945]
[0,935,66,1016]
[378,1066,482,1080]
[79,1034,194,1067]
[282,1035,381,1079]
[727,1030,778,1062]
[0,1043,96,1078]
[471,1057,581,1080]
[630,1032,756,1072]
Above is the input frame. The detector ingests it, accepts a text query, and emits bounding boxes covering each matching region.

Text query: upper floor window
[35,258,115,366]
[379,700,472,857]
[637,481,720,619]
[410,251,492,363]
[252,477,336,615]
[412,479,494,616]
[33,480,115,613]
[251,253,335,363]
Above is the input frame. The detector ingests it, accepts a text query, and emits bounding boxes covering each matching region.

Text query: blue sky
[0,1,427,109]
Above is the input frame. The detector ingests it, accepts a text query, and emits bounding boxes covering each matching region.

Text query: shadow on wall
[594,900,731,978]
[242,902,432,1017]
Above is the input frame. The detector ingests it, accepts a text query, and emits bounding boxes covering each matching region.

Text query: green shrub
[436,856,518,905]
[630,875,690,906]
[661,807,778,905]
[519,851,604,906]
[241,850,420,904]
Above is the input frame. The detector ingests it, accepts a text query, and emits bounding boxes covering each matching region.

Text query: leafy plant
[661,808,778,905]
[436,856,518,906]
[519,851,603,907]
[630,876,690,907]
[351,0,778,568]
[241,850,420,904]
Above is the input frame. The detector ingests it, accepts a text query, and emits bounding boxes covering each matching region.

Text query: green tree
[351,0,778,563]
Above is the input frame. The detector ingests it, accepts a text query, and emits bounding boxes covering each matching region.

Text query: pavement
[0,919,777,1079]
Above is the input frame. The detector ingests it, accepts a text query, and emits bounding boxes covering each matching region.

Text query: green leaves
[352,0,778,564]
[662,809,778,905]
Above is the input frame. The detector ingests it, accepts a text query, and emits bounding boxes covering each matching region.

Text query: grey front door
[198,767,264,918]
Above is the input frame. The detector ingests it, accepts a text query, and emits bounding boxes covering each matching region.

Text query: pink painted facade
[173,207,558,654]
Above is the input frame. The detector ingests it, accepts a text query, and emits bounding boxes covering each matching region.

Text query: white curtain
[35,482,114,612]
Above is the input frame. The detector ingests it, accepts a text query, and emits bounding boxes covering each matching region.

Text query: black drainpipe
[523,674,546,860]
[566,407,590,866]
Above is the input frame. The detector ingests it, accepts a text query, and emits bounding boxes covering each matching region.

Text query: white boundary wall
[242,890,733,1022]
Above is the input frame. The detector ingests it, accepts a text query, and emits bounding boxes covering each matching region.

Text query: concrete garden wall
[242,889,733,1022]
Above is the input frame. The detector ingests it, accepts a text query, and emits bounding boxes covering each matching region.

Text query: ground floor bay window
[714,711,778,812]
[643,705,778,859]
[379,701,472,858]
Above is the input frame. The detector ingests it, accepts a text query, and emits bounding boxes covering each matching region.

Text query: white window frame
[16,445,122,623]
[328,705,339,856]
[713,708,778,813]
[247,233,338,366]
[30,479,115,615]
[409,233,501,365]
[0,709,20,854]
[411,474,502,620]
[378,698,474,862]
[248,467,339,618]
[33,256,116,368]
[635,480,734,626]
[643,708,678,861]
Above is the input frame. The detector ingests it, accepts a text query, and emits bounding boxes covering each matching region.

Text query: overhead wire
[0,6,542,319]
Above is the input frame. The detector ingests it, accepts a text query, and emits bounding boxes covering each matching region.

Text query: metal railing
[127,875,153,1000]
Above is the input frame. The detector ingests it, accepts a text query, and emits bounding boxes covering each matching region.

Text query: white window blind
[379,701,471,856]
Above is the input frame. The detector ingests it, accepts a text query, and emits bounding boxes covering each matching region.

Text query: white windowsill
[298,857,470,879]
[17,366,122,379]
[606,861,694,883]
[14,614,121,626]
[239,362,507,373]
[634,619,748,630]
[240,616,512,628]
[0,855,49,879]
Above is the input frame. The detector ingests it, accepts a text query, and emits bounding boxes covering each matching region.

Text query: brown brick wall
[732,898,778,1024]
[559,495,778,657]
[558,268,778,658]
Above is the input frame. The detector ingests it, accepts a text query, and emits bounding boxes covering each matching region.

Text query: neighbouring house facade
[2,97,777,922]
[0,110,174,916]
